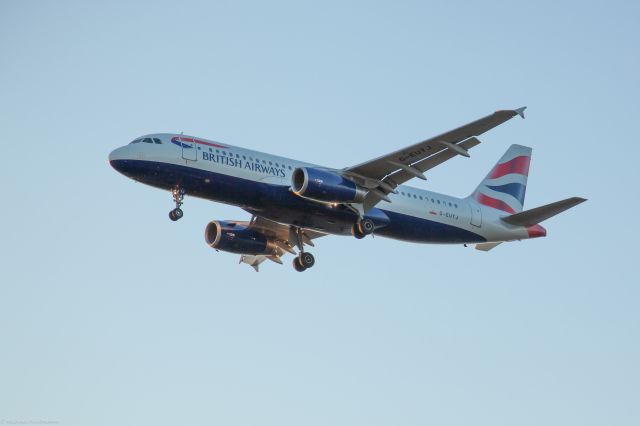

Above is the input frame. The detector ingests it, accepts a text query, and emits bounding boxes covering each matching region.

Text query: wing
[239,215,327,271]
[343,107,526,210]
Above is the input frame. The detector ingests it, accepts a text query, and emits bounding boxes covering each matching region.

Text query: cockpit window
[130,137,162,144]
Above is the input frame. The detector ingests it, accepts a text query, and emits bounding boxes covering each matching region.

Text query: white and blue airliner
[109,107,585,271]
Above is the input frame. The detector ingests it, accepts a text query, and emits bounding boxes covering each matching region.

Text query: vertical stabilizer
[471,144,532,213]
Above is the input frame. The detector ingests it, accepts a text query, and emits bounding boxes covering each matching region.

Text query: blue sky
[1,1,638,425]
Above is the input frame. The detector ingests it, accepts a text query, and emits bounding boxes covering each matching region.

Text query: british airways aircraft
[109,107,585,271]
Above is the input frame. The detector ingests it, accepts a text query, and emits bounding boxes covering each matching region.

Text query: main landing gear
[352,218,375,239]
[292,227,315,272]
[293,252,315,272]
[169,187,185,221]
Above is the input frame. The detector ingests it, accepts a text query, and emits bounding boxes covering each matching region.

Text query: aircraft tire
[169,208,183,221]
[299,252,315,269]
[293,257,306,272]
[358,218,375,235]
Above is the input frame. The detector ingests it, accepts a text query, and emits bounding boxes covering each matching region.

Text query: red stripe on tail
[474,193,516,213]
[487,155,531,179]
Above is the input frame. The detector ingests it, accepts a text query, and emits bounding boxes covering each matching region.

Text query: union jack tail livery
[472,144,532,214]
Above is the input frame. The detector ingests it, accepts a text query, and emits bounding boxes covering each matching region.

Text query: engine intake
[291,167,366,203]
[205,221,278,255]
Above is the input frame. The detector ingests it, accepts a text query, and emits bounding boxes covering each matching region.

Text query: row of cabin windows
[126,140,456,204]
[399,191,458,208]
[126,140,457,205]
[205,147,295,170]
[131,137,162,144]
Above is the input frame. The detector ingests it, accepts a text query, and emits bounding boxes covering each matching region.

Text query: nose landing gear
[169,187,185,221]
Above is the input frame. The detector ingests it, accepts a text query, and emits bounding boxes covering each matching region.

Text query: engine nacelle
[204,221,278,255]
[291,167,366,203]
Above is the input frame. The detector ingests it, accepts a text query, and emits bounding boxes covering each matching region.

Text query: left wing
[239,215,327,271]
[343,107,526,210]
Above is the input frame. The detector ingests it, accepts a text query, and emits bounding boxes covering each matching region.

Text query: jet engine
[291,167,366,203]
[205,221,278,255]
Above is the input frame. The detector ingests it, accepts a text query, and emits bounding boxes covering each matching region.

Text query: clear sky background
[1,1,638,425]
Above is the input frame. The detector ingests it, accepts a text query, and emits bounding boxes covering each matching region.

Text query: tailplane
[471,144,532,214]
[501,197,587,227]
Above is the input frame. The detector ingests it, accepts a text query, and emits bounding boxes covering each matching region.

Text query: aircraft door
[181,137,198,161]
[470,202,482,227]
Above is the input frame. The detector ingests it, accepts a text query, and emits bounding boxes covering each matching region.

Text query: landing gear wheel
[299,252,315,269]
[352,218,375,239]
[291,227,315,272]
[293,257,307,272]
[358,218,375,235]
[352,226,366,239]
[169,208,183,221]
[169,187,185,222]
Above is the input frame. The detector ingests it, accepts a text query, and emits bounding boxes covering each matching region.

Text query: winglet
[514,106,527,119]
[239,255,263,272]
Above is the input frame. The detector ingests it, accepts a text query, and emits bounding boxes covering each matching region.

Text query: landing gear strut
[352,218,375,239]
[292,227,315,272]
[169,187,185,221]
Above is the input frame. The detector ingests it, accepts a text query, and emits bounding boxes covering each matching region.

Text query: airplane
[108,107,586,272]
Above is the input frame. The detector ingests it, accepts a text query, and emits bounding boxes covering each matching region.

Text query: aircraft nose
[109,146,125,163]
[109,146,130,173]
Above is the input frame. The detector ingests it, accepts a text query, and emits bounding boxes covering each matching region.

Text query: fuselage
[109,133,536,244]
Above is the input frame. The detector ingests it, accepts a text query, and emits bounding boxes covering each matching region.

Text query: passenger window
[437,200,440,204]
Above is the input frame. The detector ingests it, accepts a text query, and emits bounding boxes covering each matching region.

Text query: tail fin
[471,144,532,213]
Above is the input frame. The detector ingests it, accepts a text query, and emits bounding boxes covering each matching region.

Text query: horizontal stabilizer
[501,197,586,227]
